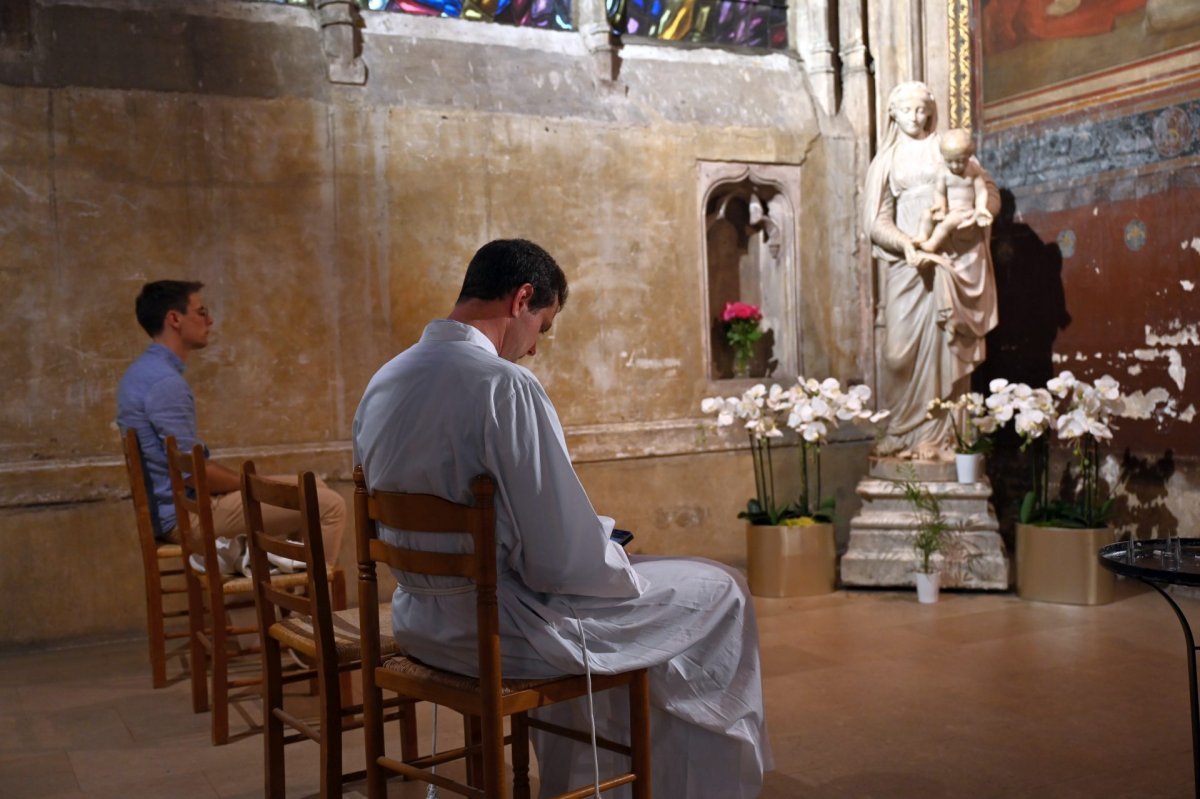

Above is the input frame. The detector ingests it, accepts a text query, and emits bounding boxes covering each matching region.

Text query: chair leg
[480,711,505,799]
[511,712,531,799]
[146,572,167,689]
[463,714,483,788]
[363,667,387,799]
[398,700,419,763]
[630,671,652,799]
[185,571,209,714]
[263,636,286,799]
[210,605,230,746]
[319,658,342,798]
[331,572,353,707]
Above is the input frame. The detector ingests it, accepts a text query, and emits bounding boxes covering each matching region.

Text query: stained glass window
[611,0,786,49]
[361,0,572,31]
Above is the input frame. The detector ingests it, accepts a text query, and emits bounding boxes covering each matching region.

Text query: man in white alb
[352,239,770,798]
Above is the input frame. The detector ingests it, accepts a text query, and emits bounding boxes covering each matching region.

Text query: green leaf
[811,496,836,523]
[1019,491,1036,524]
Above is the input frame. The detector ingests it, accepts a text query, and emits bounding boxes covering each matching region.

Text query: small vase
[914,570,941,603]
[733,348,752,378]
[954,453,983,484]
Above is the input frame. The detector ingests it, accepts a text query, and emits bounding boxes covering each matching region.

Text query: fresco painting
[977,0,1200,128]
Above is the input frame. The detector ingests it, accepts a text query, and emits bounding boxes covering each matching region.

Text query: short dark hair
[135,280,205,337]
[456,239,568,311]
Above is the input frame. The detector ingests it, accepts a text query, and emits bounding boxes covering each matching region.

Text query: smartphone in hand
[610,528,634,547]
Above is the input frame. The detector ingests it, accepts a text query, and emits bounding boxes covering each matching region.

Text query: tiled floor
[2,579,1197,798]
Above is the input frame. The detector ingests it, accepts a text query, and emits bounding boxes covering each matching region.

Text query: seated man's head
[456,239,568,362]
[939,128,975,176]
[136,280,211,352]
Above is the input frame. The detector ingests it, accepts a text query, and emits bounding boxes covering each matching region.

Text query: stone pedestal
[840,458,1010,590]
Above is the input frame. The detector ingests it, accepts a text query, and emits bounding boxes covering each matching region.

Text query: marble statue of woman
[864,81,1000,459]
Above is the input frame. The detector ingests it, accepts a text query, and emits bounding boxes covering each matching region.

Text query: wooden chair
[165,436,345,746]
[121,429,190,689]
[354,466,652,799]
[241,461,418,798]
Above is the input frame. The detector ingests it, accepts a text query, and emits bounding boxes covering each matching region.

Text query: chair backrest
[122,429,161,561]
[241,462,336,667]
[353,466,498,687]
[165,436,222,604]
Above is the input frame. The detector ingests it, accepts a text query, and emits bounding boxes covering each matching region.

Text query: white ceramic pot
[914,570,941,604]
[954,453,983,484]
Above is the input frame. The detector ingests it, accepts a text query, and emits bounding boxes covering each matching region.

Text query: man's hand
[205,459,242,495]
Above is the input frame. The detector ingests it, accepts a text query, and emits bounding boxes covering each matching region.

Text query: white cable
[569,606,603,799]
[426,704,439,799]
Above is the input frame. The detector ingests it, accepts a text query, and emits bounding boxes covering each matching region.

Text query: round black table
[1100,538,1200,797]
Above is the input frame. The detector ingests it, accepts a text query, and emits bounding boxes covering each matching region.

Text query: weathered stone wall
[977,44,1200,545]
[0,1,869,646]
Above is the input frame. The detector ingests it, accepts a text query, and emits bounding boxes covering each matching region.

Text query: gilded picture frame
[969,0,1200,132]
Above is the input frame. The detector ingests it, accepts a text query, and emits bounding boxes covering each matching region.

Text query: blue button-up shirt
[116,343,207,539]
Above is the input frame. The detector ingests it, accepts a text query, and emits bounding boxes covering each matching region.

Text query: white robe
[352,319,771,798]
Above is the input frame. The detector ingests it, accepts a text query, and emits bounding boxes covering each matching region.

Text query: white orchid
[974,371,1149,528]
[1094,375,1120,402]
[1047,370,1077,398]
[927,391,999,454]
[1050,373,1123,443]
[800,421,827,443]
[1013,408,1051,439]
[700,376,889,521]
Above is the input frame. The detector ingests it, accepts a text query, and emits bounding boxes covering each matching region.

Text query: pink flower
[722,301,762,323]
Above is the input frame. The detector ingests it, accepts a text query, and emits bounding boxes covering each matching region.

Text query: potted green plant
[899,475,949,603]
[985,373,1128,605]
[926,391,997,484]
[701,379,886,597]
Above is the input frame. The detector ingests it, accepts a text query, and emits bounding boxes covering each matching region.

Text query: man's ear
[509,283,535,317]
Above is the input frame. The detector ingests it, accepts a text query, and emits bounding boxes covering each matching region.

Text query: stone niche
[699,161,802,383]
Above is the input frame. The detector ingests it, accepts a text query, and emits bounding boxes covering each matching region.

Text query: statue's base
[840,457,1010,590]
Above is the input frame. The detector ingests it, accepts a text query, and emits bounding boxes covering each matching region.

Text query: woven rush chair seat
[381,655,561,696]
[210,568,317,596]
[271,604,400,665]
[157,543,184,559]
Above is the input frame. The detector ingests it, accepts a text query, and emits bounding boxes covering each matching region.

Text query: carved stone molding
[317,0,367,85]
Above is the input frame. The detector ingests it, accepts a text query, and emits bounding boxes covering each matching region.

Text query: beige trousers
[185,475,346,567]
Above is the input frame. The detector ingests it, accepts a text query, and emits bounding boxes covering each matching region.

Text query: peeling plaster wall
[979,79,1200,540]
[0,1,866,645]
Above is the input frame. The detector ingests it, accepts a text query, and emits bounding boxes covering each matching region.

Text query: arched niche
[698,161,803,383]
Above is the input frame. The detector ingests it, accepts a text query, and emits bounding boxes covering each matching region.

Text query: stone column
[790,0,837,117]
[574,0,620,83]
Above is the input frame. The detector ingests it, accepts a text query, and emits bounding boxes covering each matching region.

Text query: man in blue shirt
[117,280,345,571]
